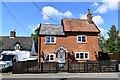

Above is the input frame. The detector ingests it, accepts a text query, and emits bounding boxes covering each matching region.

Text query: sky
[1,0,120,37]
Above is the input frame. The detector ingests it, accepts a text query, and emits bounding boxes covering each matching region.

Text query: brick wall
[38,32,99,62]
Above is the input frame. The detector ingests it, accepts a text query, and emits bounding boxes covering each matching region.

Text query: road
[1,72,120,80]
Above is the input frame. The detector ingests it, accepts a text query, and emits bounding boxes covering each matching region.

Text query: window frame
[75,52,89,60]
[45,36,56,44]
[77,35,87,43]
[45,54,55,62]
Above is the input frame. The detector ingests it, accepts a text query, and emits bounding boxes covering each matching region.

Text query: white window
[77,35,87,43]
[45,54,55,62]
[75,52,89,60]
[46,36,56,44]
[15,44,20,51]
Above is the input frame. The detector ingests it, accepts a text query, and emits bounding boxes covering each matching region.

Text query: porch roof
[54,46,69,53]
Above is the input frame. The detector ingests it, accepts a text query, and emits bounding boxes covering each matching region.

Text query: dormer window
[15,44,20,51]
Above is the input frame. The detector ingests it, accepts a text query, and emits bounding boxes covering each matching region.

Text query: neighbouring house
[0,31,38,60]
[38,9,100,63]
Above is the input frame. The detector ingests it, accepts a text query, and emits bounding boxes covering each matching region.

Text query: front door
[58,52,65,63]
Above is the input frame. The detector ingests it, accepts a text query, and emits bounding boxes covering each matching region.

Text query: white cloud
[98,27,107,35]
[92,2,99,7]
[44,23,50,24]
[80,14,87,19]
[28,24,40,32]
[92,15,104,26]
[94,0,119,14]
[80,13,106,35]
[80,14,104,26]
[63,11,74,18]
[42,6,74,20]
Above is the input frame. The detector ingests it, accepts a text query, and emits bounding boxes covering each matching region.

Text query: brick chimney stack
[10,30,16,38]
[87,9,93,23]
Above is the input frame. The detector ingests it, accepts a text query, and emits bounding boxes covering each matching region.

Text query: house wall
[38,32,99,62]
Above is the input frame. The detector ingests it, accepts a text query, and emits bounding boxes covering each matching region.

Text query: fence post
[84,61,85,72]
[116,60,119,72]
[99,60,101,72]
[56,62,58,73]
[41,62,43,73]
[12,62,15,74]
[67,60,70,73]
[86,60,88,73]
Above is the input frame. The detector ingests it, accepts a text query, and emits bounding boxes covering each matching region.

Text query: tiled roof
[62,18,100,33]
[39,24,65,35]
[0,36,33,51]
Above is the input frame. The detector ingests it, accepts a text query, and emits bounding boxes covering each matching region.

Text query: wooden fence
[99,53,120,62]
[12,60,118,74]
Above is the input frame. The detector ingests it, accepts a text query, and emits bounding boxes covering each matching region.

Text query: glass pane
[76,53,79,58]
[50,55,54,60]
[16,46,19,50]
[85,53,88,58]
[80,53,84,59]
[60,55,62,58]
[46,55,49,61]
[2,55,15,61]
[46,36,50,43]
[82,36,86,42]
[78,36,81,42]
[51,37,55,42]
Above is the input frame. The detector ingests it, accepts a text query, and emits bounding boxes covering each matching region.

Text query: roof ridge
[41,24,61,25]
[62,18,87,20]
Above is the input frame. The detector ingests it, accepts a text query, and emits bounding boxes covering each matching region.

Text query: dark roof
[62,18,100,33]
[39,24,65,35]
[0,36,33,51]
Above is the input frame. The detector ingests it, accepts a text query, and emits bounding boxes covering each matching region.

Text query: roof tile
[62,18,100,33]
[39,24,65,35]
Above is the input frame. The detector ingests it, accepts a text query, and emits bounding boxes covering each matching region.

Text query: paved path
[1,78,119,80]
[1,73,119,79]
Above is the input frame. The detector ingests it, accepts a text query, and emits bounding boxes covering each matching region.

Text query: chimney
[87,9,93,23]
[10,30,16,38]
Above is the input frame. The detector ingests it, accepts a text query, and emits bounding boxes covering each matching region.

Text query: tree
[31,28,39,53]
[0,40,4,47]
[98,34,105,49]
[0,40,4,53]
[102,25,120,53]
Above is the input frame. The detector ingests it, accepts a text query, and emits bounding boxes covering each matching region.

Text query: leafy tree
[31,27,39,53]
[98,34,105,49]
[0,40,4,53]
[102,25,120,53]
[0,40,4,47]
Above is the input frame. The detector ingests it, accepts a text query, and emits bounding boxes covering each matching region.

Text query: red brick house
[38,9,100,63]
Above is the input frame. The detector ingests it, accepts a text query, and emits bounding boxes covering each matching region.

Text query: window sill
[45,43,56,45]
[75,59,89,60]
[45,60,55,62]
[77,42,87,44]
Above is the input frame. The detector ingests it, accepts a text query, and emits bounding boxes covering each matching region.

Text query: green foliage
[0,40,4,47]
[102,25,120,53]
[98,34,105,50]
[31,27,39,53]
[31,28,39,43]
